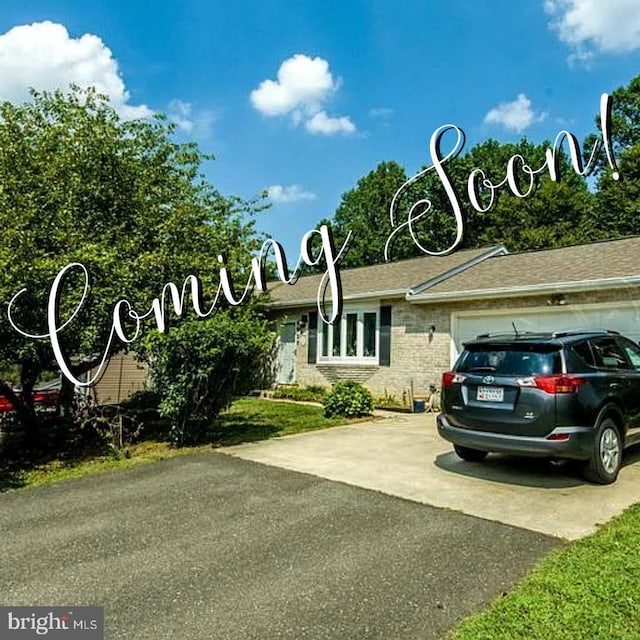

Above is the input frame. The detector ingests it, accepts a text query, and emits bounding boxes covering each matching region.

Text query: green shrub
[139,310,275,446]
[121,389,160,411]
[323,381,374,418]
[272,385,327,403]
[78,403,143,455]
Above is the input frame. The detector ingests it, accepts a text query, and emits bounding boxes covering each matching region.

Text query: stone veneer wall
[279,286,640,398]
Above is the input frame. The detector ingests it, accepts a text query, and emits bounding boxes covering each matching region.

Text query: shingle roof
[265,245,505,308]
[412,236,640,301]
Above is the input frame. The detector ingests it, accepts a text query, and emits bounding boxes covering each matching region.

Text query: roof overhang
[408,276,640,304]
[264,245,508,311]
[265,289,408,310]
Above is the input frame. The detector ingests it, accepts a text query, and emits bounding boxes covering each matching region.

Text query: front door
[275,322,296,384]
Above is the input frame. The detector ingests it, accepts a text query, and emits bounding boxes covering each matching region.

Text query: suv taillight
[442,371,466,388]
[534,375,585,394]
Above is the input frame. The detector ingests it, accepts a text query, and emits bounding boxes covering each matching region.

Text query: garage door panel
[453,304,640,363]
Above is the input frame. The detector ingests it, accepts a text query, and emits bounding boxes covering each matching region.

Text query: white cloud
[545,0,640,61]
[305,110,356,135]
[168,100,194,133]
[484,94,547,133]
[267,184,317,204]
[168,99,216,137]
[251,54,333,116]
[250,54,356,135]
[0,21,152,118]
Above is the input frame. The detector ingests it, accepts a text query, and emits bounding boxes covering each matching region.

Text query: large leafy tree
[590,145,640,240]
[326,141,593,268]
[321,161,429,268]
[588,75,640,240]
[0,87,267,445]
[459,139,593,251]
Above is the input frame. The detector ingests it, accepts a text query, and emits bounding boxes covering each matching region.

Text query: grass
[449,502,640,640]
[0,398,364,492]
[271,384,327,403]
[1,441,209,491]
[212,397,358,445]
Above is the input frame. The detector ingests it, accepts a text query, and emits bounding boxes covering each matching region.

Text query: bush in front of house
[139,310,276,446]
[272,385,327,403]
[323,381,374,418]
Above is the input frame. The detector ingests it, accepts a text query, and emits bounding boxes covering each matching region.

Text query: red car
[0,388,60,413]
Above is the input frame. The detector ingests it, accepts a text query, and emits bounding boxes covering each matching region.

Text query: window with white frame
[318,307,379,363]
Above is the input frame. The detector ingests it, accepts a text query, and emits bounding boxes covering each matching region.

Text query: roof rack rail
[474,331,544,339]
[551,328,620,338]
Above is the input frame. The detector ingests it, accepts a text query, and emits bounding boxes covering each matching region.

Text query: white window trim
[317,304,380,365]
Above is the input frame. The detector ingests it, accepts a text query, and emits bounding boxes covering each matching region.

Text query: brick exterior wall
[280,286,640,399]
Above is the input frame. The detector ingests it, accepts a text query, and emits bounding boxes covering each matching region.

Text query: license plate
[477,386,504,402]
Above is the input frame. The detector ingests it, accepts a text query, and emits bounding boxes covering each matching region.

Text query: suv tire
[454,444,488,462]
[584,417,622,485]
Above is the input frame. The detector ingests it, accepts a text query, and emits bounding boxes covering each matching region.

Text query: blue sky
[0,1,638,257]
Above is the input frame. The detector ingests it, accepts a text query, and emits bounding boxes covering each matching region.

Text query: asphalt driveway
[224,410,640,540]
[0,453,559,640]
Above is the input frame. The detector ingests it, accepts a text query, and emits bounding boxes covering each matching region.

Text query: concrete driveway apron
[223,409,640,540]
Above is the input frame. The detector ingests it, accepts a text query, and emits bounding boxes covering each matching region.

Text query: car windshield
[457,344,562,376]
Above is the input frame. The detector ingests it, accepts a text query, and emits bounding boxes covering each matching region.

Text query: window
[591,337,631,370]
[321,322,329,357]
[572,340,596,368]
[346,313,357,356]
[618,338,640,371]
[364,313,377,358]
[458,345,562,376]
[318,307,379,363]
[332,319,341,356]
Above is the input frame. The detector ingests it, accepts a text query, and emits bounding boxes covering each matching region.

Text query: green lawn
[449,502,640,640]
[212,397,360,446]
[0,398,363,492]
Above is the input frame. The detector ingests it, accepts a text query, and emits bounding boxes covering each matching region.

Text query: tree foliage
[325,161,427,268]
[327,141,594,268]
[589,75,640,240]
[0,86,267,445]
[458,139,593,251]
[316,76,640,269]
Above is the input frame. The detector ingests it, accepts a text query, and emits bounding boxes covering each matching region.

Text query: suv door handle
[610,383,620,389]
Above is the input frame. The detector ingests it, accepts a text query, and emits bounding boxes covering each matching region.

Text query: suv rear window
[457,344,562,376]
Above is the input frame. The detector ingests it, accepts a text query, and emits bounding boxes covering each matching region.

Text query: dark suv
[437,329,640,484]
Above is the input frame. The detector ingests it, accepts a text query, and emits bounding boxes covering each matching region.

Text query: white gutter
[407,276,640,304]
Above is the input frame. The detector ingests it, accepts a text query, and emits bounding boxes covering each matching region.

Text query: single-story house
[266,236,640,399]
[87,235,640,404]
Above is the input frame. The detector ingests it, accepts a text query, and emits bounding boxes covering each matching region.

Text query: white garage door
[452,302,640,364]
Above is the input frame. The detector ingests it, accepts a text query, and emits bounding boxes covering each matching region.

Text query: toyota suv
[437,329,640,484]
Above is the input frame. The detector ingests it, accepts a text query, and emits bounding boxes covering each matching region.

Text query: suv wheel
[584,418,622,485]
[454,445,488,462]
